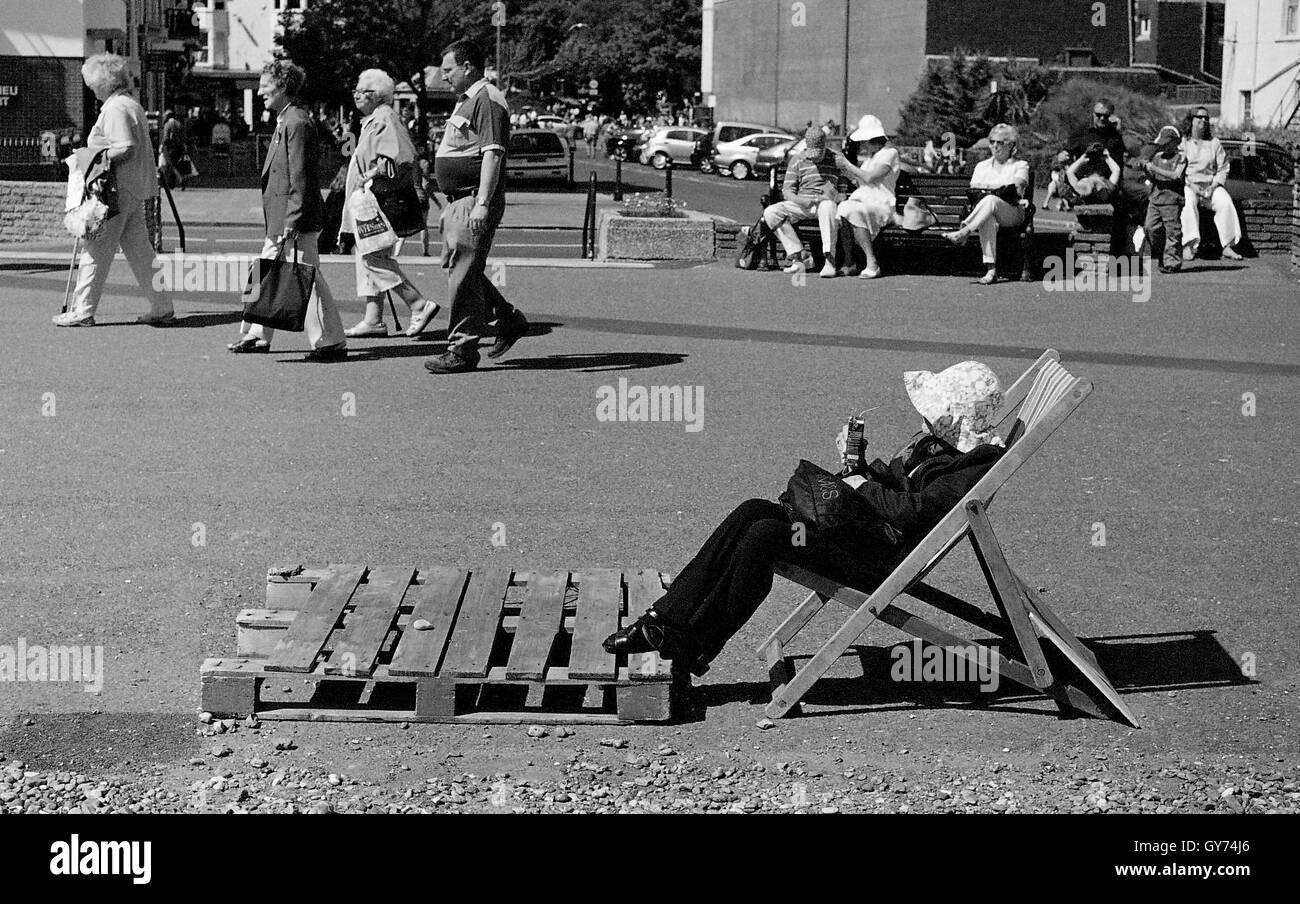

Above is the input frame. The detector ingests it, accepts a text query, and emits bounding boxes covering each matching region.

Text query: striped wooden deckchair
[758,350,1139,727]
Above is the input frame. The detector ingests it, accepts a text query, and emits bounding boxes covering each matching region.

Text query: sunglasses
[352,89,376,97]
[1192,114,1209,119]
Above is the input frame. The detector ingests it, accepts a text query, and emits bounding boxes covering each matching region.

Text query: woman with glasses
[1178,108,1243,261]
[941,124,1030,285]
[341,69,440,339]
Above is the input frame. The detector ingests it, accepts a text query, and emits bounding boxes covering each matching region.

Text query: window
[509,132,563,156]
[1286,0,1299,35]
[1136,15,1151,41]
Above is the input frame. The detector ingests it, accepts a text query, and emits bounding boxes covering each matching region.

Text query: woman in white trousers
[53,54,174,328]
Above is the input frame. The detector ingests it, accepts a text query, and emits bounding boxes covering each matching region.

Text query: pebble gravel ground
[2,716,1297,814]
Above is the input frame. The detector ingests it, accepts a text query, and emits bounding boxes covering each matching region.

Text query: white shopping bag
[347,184,397,254]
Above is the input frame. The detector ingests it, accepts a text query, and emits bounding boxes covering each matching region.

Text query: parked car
[712,131,796,180]
[506,128,570,185]
[1218,139,1295,203]
[637,126,708,168]
[535,114,568,133]
[712,121,779,147]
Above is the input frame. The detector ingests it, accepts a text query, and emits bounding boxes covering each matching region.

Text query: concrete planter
[597,208,716,261]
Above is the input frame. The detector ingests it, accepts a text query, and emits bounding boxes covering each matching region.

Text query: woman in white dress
[832,115,901,279]
[942,123,1030,285]
[341,69,440,338]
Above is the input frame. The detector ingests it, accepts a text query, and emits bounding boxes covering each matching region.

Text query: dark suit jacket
[261,103,323,236]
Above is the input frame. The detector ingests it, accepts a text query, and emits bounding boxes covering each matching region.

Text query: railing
[581,171,598,260]
[0,137,42,165]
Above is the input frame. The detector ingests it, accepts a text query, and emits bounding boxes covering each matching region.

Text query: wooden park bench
[760,167,1038,280]
[202,566,683,725]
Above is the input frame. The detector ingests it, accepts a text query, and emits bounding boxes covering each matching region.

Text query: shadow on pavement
[692,629,1250,723]
[488,351,687,373]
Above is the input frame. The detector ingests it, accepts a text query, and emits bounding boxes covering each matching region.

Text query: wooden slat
[388,567,470,677]
[624,569,671,679]
[323,566,414,676]
[504,571,569,679]
[568,569,622,680]
[440,568,513,678]
[264,565,366,673]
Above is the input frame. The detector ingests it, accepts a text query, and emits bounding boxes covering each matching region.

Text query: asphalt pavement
[2,246,1297,753]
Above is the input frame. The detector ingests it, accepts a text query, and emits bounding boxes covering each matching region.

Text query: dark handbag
[84,148,119,218]
[966,183,1022,208]
[736,218,773,270]
[241,238,315,332]
[369,171,425,237]
[778,459,906,555]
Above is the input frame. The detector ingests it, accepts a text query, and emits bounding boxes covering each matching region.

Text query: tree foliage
[896,53,1061,149]
[276,0,701,112]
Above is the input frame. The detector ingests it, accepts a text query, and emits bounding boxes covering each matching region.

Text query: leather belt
[444,188,477,202]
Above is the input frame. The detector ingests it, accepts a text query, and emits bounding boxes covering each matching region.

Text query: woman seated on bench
[942,123,1031,284]
[603,361,1007,677]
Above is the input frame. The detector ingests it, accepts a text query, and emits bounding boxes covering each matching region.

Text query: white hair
[988,123,1019,147]
[82,53,131,95]
[357,68,396,104]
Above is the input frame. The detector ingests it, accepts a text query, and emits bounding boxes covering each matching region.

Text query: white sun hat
[850,114,887,142]
[903,361,1005,452]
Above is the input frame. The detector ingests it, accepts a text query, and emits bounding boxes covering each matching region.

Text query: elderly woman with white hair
[942,123,1031,285]
[341,68,439,339]
[53,53,174,327]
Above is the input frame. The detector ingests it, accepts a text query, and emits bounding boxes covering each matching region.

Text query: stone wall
[0,181,66,242]
[1239,199,1292,255]
[1292,156,1300,276]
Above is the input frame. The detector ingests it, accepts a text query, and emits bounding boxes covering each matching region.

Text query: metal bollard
[614,156,624,202]
[664,159,673,199]
[568,142,576,187]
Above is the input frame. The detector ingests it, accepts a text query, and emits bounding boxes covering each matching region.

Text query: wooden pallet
[201,565,681,724]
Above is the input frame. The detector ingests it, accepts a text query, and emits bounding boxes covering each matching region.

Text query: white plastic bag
[347,184,397,254]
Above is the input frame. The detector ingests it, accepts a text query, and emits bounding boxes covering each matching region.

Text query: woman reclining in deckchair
[603,361,1007,677]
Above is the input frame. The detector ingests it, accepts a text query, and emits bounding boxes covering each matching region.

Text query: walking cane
[386,290,403,332]
[61,237,81,314]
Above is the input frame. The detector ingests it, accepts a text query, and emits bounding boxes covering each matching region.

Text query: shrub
[619,191,687,218]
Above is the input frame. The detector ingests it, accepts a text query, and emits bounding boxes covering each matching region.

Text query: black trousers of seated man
[652,499,896,668]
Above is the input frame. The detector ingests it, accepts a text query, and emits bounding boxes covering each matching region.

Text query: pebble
[599,738,628,749]
[756,719,775,730]
[198,712,214,724]
[412,619,433,631]
[526,726,549,739]
[273,737,296,751]
[210,745,233,758]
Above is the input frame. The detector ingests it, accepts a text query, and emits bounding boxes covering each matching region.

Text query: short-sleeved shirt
[87,91,157,201]
[435,78,509,202]
[782,149,840,199]
[347,103,417,198]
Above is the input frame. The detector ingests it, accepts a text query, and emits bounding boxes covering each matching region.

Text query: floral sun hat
[903,361,1005,452]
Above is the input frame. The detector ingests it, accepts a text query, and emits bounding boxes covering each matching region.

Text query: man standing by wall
[424,39,529,375]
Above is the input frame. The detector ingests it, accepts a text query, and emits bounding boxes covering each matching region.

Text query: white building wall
[1221,0,1300,127]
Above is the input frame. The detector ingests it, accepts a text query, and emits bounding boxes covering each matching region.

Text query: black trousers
[652,499,893,666]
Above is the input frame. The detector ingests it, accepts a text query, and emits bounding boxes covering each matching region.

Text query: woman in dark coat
[604,361,1007,675]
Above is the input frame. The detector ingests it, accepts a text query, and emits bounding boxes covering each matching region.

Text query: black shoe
[228,337,271,353]
[424,349,480,374]
[304,343,347,362]
[602,611,700,664]
[487,311,529,360]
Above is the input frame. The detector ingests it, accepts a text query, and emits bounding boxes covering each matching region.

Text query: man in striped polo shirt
[424,39,530,375]
[762,126,844,276]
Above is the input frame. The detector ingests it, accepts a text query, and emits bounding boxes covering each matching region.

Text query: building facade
[1220,0,1300,128]
[704,0,1229,133]
[0,1,203,152]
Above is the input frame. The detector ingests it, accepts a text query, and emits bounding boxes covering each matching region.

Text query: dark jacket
[853,434,1005,547]
[261,103,323,236]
